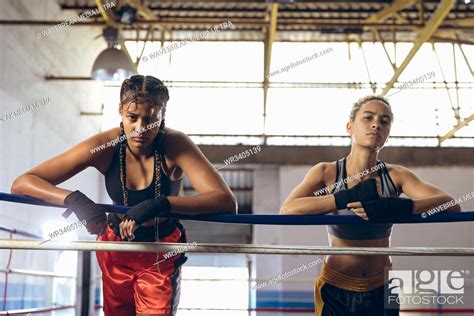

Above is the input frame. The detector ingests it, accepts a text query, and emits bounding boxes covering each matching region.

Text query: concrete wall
[0,0,108,312]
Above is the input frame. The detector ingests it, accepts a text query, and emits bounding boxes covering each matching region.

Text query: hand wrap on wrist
[124,196,171,225]
[63,190,107,234]
[362,197,414,222]
[333,178,379,210]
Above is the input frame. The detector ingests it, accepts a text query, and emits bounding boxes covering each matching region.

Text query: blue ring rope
[1,192,473,225]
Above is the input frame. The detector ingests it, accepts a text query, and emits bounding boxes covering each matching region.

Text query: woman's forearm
[167,191,237,215]
[412,194,461,214]
[280,195,337,215]
[11,174,72,205]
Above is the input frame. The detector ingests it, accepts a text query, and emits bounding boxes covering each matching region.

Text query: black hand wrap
[62,190,107,235]
[362,197,414,222]
[333,178,379,210]
[124,196,171,225]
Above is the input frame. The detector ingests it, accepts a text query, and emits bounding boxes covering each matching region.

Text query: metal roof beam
[365,0,418,23]
[439,114,474,145]
[381,0,455,95]
[262,3,279,145]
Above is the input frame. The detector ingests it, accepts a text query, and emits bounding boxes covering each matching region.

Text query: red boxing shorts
[96,220,187,316]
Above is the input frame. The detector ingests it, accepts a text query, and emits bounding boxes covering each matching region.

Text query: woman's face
[119,101,163,150]
[347,100,392,151]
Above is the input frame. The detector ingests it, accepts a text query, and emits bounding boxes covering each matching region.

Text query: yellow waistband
[319,261,389,292]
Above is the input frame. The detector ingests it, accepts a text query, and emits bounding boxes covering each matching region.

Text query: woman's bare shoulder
[86,127,121,173]
[381,162,413,187]
[302,161,337,188]
[312,161,337,176]
[162,127,195,153]
[163,126,186,140]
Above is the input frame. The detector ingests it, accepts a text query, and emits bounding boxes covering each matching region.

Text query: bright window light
[178,266,249,315]
[97,41,473,147]
[53,252,77,308]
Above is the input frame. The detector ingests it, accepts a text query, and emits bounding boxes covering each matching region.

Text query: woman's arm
[11,130,116,205]
[164,131,237,215]
[280,163,338,215]
[347,165,461,220]
[396,166,461,214]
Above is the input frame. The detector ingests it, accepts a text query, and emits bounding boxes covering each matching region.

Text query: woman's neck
[346,147,379,175]
[125,143,154,161]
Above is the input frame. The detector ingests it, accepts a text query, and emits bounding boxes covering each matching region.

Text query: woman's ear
[160,106,167,119]
[346,121,353,135]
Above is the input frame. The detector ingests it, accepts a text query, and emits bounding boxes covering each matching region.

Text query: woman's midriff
[325,234,392,278]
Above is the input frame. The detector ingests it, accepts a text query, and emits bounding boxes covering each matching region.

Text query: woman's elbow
[11,175,28,195]
[220,192,237,214]
[450,203,462,212]
[280,202,293,215]
[445,194,462,212]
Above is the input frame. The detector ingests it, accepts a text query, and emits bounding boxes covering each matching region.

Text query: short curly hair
[349,95,393,122]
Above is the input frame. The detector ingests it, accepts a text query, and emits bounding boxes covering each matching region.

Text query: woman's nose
[371,122,381,130]
[134,120,147,130]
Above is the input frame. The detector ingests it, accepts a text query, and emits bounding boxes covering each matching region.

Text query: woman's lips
[367,133,381,139]
[131,137,146,142]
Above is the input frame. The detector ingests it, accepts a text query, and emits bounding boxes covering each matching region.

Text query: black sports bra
[104,144,181,206]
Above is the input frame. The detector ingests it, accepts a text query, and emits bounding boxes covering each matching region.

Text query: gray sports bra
[326,158,399,240]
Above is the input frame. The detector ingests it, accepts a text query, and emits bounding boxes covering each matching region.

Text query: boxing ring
[1,192,474,315]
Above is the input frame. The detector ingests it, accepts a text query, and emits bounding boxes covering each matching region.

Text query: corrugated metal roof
[56,0,473,43]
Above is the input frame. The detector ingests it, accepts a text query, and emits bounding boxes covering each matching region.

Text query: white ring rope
[0,268,75,279]
[1,239,473,256]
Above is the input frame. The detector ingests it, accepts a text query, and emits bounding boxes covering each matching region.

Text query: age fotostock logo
[385,269,469,308]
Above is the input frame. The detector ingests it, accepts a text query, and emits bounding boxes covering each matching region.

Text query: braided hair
[120,75,170,131]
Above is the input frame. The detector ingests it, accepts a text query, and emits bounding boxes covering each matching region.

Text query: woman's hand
[125,197,171,225]
[349,198,414,222]
[119,218,138,241]
[347,202,368,220]
[345,177,382,220]
[63,190,108,234]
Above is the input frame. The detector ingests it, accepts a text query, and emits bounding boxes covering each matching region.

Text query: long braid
[153,119,165,266]
[120,121,164,272]
[119,122,129,205]
[118,122,164,205]
[119,75,169,272]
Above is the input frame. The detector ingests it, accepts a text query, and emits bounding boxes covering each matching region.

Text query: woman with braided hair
[11,75,237,316]
[280,95,461,316]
